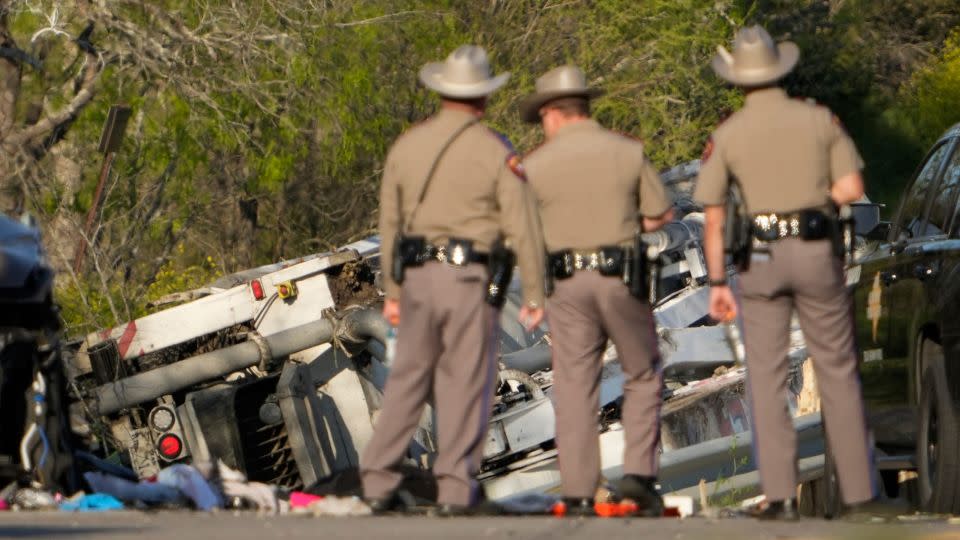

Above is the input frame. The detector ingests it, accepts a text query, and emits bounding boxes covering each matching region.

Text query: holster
[799,209,831,240]
[798,209,846,258]
[725,179,752,272]
[726,213,752,272]
[597,246,626,277]
[486,239,515,308]
[391,235,426,284]
[625,233,649,300]
[544,256,555,298]
[547,251,575,281]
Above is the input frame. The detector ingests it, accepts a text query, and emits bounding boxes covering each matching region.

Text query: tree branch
[334,10,434,28]
[6,45,100,146]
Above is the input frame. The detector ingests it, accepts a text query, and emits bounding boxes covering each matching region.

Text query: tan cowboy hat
[519,65,604,124]
[711,26,800,87]
[418,45,510,99]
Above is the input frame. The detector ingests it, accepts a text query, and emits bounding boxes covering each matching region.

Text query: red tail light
[157,434,183,459]
[250,279,265,300]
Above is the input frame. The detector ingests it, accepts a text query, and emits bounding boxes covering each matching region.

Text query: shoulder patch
[506,153,527,181]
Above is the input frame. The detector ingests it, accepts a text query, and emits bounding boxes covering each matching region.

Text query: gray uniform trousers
[360,262,499,506]
[547,271,662,498]
[738,238,875,504]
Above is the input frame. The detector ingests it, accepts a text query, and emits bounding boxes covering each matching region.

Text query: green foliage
[143,254,223,306]
[710,434,752,508]
[57,279,128,337]
[7,0,957,334]
[892,30,960,149]
[57,246,222,335]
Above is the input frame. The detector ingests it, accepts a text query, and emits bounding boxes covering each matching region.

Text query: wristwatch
[708,277,728,287]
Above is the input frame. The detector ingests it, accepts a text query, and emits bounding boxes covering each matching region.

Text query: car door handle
[880,270,898,286]
[914,263,939,280]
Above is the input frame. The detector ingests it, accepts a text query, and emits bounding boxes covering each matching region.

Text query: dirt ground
[1,511,959,540]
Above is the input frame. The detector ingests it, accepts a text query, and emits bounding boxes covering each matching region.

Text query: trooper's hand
[383,299,401,326]
[518,305,544,332]
[709,286,737,322]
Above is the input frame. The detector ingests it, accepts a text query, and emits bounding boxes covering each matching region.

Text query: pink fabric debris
[289,491,323,508]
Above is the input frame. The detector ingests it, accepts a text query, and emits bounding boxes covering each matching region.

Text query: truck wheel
[798,436,845,518]
[816,443,843,518]
[917,363,960,514]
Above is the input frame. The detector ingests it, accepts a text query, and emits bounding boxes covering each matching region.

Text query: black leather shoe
[617,475,664,517]
[561,497,596,517]
[746,499,799,521]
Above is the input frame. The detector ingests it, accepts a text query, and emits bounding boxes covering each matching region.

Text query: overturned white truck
[65,162,830,510]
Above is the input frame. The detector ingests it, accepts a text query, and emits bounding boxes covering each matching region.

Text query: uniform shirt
[523,119,672,252]
[379,108,546,307]
[694,87,863,213]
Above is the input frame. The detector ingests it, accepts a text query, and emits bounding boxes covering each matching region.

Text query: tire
[798,437,845,518]
[809,428,884,518]
[917,363,960,514]
[816,442,844,518]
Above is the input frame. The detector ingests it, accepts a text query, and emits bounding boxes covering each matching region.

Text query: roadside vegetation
[0,0,956,335]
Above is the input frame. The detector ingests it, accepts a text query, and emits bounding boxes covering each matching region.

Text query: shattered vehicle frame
[65,163,843,512]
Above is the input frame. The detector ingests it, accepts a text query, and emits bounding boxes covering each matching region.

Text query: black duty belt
[392,236,492,290]
[548,247,629,279]
[752,209,834,243]
[422,242,489,266]
[396,236,488,267]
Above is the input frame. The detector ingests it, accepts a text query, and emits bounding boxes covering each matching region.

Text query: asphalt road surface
[1,512,959,540]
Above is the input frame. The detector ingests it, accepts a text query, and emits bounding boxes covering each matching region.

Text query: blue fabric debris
[60,493,124,512]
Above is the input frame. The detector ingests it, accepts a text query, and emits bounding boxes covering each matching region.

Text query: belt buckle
[449,243,467,266]
[754,214,780,242]
[436,243,469,266]
[574,252,600,271]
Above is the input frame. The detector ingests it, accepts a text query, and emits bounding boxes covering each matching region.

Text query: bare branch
[334,10,434,28]
[6,45,100,146]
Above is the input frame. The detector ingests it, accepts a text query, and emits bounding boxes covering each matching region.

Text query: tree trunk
[0,2,23,213]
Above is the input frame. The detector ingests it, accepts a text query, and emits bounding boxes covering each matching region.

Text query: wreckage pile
[1,162,826,516]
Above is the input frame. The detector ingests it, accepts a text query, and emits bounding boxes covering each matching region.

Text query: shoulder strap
[403,118,479,234]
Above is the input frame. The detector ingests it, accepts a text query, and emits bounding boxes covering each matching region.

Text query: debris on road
[59,493,124,512]
[41,162,830,517]
[304,496,372,517]
[1,162,905,520]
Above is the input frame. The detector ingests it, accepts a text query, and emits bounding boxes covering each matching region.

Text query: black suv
[853,122,960,514]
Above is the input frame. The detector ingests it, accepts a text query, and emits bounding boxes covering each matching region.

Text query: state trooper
[360,45,546,515]
[694,26,876,519]
[520,66,674,516]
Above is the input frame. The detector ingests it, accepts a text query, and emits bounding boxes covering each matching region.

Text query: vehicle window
[897,142,952,238]
[928,142,960,236]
